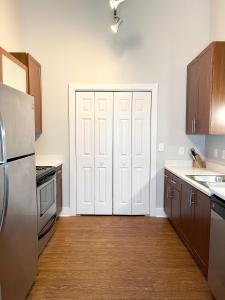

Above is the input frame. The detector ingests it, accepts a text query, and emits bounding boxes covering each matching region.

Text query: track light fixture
[109,0,126,34]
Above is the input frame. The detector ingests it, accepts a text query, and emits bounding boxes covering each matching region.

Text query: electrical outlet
[178,147,185,155]
[158,143,165,152]
[214,149,218,158]
[222,150,225,160]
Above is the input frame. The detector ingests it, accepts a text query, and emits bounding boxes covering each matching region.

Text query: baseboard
[60,207,166,218]
[60,207,76,217]
[154,208,167,218]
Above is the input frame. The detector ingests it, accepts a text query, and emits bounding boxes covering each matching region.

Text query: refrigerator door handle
[0,165,9,232]
[0,112,7,164]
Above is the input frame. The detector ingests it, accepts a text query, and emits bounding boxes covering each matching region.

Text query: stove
[36,165,57,256]
[36,166,56,184]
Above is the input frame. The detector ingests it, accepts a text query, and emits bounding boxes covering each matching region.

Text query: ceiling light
[110,0,126,10]
[111,16,123,34]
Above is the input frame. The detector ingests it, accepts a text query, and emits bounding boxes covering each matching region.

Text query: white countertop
[165,165,222,197]
[35,155,64,168]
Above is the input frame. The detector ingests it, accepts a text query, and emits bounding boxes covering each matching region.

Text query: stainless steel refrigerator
[0,84,38,300]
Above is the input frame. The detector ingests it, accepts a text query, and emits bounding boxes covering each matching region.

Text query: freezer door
[0,155,38,300]
[0,84,35,160]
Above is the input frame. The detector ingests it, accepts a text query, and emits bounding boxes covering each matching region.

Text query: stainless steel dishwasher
[208,195,225,300]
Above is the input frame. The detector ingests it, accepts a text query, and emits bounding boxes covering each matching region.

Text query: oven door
[37,174,56,233]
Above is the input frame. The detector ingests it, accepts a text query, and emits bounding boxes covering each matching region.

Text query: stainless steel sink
[186,175,225,187]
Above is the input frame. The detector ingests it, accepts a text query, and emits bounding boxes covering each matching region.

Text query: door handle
[0,165,9,233]
[0,112,7,164]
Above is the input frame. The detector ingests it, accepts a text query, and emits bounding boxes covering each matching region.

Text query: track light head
[111,16,123,34]
[110,0,126,10]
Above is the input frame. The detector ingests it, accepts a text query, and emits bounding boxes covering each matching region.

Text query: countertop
[35,155,63,168]
[165,165,222,197]
[209,183,225,201]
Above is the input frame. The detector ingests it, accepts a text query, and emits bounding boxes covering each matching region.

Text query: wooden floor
[27,217,212,300]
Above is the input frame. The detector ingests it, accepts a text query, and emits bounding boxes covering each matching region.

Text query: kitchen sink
[186,175,225,187]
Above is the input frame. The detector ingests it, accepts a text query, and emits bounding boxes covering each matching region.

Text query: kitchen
[0,0,225,299]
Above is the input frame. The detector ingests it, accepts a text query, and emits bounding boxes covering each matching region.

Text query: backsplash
[205,136,225,163]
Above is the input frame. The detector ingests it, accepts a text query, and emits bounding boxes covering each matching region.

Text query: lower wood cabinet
[56,165,63,217]
[164,170,211,277]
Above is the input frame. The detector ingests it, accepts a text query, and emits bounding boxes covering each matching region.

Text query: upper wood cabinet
[11,52,42,135]
[0,47,28,93]
[186,42,225,135]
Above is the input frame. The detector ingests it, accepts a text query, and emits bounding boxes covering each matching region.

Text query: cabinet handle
[192,120,194,133]
[167,189,173,199]
[171,179,176,185]
[193,119,196,133]
[188,189,196,207]
[188,188,192,207]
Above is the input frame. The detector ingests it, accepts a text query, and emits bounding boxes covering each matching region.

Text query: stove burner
[36,166,56,185]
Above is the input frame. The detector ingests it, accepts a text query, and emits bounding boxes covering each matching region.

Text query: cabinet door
[94,92,113,215]
[193,191,211,275]
[28,55,42,135]
[197,47,213,134]
[56,165,62,216]
[132,92,151,215]
[113,92,132,215]
[164,172,172,218]
[76,92,95,214]
[171,177,181,230]
[186,60,198,134]
[180,181,194,245]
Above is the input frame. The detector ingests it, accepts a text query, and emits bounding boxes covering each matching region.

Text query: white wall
[0,0,21,50]
[205,0,225,163]
[19,0,210,210]
[210,0,225,40]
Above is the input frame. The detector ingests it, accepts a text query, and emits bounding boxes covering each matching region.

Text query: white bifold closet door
[132,92,151,215]
[113,92,151,215]
[76,92,113,215]
[113,92,132,215]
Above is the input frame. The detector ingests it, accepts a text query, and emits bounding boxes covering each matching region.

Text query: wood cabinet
[192,190,211,275]
[0,47,28,93]
[164,171,182,230]
[10,52,42,135]
[180,181,194,246]
[56,165,63,217]
[186,42,225,135]
[164,171,172,218]
[164,170,211,277]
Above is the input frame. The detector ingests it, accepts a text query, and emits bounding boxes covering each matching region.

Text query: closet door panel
[132,92,151,215]
[76,92,95,214]
[95,92,113,215]
[113,92,132,215]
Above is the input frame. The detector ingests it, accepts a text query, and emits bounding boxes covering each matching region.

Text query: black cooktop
[36,166,56,183]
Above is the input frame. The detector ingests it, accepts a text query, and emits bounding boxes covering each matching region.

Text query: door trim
[68,84,158,216]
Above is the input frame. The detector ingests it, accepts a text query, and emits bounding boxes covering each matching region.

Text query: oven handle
[37,173,56,187]
[38,214,56,240]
